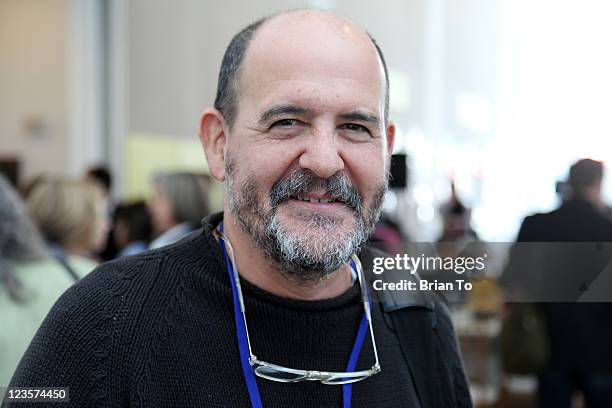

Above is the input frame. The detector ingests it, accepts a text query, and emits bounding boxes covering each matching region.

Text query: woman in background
[148,172,210,249]
[26,178,107,279]
[0,175,83,384]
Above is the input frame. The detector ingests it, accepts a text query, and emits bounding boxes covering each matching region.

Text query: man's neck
[221,213,354,301]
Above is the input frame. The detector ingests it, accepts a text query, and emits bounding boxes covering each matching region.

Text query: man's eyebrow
[258,104,312,126]
[339,111,382,130]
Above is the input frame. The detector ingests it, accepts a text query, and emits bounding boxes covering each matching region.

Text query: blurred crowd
[0,167,211,385]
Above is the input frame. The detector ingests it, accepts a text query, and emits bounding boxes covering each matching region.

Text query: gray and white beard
[225,160,387,282]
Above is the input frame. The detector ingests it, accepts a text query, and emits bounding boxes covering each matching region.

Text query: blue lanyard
[219,225,369,408]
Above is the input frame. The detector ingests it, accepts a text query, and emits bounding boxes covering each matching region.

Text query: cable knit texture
[5,213,424,407]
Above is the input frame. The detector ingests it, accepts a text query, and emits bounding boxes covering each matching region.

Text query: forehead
[238,12,385,115]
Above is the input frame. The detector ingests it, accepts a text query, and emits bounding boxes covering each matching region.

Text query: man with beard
[6,10,470,408]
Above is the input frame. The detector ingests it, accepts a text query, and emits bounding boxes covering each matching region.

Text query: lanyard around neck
[218,225,369,408]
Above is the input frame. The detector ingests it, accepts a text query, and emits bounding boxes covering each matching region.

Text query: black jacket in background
[515,199,612,372]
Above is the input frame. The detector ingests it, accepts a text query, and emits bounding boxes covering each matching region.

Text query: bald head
[213,9,389,127]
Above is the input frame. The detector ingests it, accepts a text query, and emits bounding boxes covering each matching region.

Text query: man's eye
[340,123,370,134]
[271,119,302,128]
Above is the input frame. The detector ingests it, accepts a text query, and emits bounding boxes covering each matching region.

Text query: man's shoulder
[517,211,558,241]
[361,246,471,406]
[62,230,216,316]
[521,210,557,227]
[7,232,224,396]
[46,252,165,328]
[96,228,213,274]
[519,202,612,241]
[76,248,166,294]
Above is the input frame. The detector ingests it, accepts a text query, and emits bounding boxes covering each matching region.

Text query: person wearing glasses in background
[5,9,470,407]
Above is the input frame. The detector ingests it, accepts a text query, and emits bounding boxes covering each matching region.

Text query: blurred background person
[113,201,152,257]
[0,175,78,384]
[148,172,210,249]
[19,174,47,200]
[522,159,612,240]
[507,159,612,408]
[438,181,479,246]
[436,181,491,306]
[85,165,113,205]
[85,165,118,261]
[26,178,107,279]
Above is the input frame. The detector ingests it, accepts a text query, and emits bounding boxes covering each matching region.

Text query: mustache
[269,170,363,211]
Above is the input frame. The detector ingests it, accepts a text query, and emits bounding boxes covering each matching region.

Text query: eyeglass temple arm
[351,254,381,370]
[219,230,257,358]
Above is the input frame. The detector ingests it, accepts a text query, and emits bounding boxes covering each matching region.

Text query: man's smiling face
[223,11,395,280]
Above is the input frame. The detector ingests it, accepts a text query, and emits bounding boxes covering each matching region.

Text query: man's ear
[199,108,227,182]
[385,121,396,157]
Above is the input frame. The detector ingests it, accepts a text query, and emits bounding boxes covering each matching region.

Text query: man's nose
[298,132,344,179]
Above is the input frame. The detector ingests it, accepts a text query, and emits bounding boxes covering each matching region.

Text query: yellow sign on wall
[124,132,209,200]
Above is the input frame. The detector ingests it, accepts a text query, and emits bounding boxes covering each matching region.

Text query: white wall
[0,0,70,181]
[126,0,429,138]
[0,0,107,183]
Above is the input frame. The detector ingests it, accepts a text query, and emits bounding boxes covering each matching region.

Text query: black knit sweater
[6,213,422,407]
